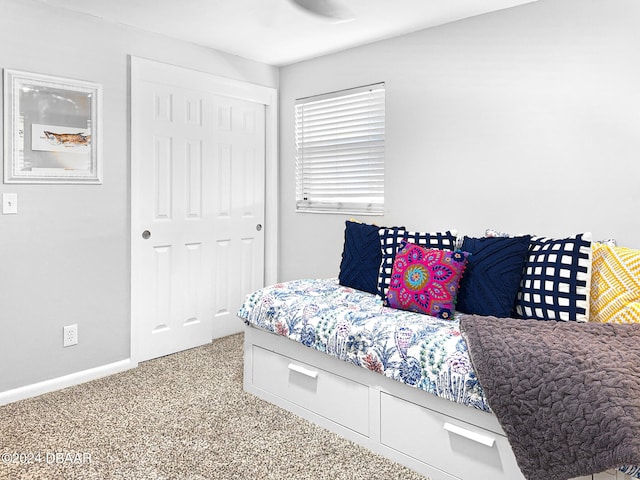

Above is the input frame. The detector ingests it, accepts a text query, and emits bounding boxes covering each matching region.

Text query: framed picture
[3,69,102,184]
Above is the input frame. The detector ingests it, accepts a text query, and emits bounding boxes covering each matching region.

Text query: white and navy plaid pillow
[514,232,592,322]
[377,228,458,298]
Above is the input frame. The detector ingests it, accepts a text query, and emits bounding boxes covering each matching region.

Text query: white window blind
[295,83,385,215]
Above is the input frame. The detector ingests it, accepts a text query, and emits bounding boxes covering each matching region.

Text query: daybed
[239,222,640,480]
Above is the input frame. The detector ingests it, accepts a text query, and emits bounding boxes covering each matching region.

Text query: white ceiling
[35,0,538,66]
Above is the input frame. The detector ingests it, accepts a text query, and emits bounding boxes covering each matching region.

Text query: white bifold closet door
[131,58,266,362]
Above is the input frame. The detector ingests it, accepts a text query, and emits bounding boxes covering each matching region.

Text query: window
[295,83,385,215]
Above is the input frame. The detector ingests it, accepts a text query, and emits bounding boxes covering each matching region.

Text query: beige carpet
[0,333,428,480]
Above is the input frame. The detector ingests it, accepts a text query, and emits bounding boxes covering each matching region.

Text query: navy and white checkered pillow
[514,232,592,322]
[377,228,458,298]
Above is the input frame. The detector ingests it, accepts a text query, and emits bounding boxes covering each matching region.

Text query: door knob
[142,230,151,239]
[256,224,262,231]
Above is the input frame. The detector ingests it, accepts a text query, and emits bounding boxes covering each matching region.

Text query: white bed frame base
[243,326,629,480]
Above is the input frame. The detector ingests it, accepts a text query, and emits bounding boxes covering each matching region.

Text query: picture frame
[3,69,102,184]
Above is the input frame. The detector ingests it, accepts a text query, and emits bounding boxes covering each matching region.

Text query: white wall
[0,0,278,393]
[278,0,640,282]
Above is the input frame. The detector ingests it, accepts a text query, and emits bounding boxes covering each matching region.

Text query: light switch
[3,193,18,214]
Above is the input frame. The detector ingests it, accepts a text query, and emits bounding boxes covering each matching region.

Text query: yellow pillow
[590,243,640,323]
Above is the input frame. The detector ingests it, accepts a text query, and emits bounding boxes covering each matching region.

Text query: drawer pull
[443,422,495,447]
[288,363,318,379]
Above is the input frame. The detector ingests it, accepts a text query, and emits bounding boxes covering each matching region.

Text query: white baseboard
[0,359,132,406]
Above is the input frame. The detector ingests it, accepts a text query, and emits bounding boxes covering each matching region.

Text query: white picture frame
[3,69,102,184]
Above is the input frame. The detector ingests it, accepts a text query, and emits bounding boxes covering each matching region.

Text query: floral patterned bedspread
[238,277,490,412]
[238,277,640,479]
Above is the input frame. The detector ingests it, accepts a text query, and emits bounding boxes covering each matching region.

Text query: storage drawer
[251,346,370,436]
[380,392,524,480]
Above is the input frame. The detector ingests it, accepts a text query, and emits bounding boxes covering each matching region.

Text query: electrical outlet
[63,324,78,347]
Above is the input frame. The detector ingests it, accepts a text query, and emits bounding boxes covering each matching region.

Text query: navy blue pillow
[457,235,531,317]
[514,233,592,322]
[338,221,385,295]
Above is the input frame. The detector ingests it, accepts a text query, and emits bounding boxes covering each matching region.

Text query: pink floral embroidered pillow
[385,241,469,320]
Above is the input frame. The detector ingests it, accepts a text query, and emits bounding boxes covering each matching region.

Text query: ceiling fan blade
[289,0,355,21]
